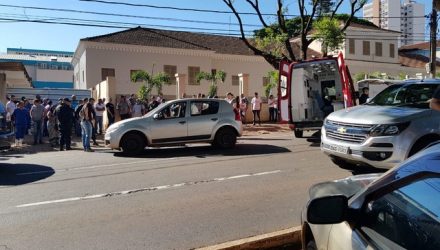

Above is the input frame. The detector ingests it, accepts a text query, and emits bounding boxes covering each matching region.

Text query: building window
[101,68,115,81]
[163,65,177,85]
[232,75,239,86]
[390,43,395,58]
[349,38,355,54]
[51,64,58,70]
[263,76,270,86]
[363,41,370,56]
[188,66,200,85]
[375,42,383,57]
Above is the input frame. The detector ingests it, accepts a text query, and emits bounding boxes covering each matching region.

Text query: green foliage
[354,72,367,82]
[196,70,227,96]
[312,17,345,55]
[398,72,408,80]
[332,13,376,27]
[264,70,279,98]
[131,70,171,98]
[138,85,149,101]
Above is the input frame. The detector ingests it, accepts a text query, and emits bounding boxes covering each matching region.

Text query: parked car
[105,98,242,155]
[302,142,440,250]
[321,79,440,170]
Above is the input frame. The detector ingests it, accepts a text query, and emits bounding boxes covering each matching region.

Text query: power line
[80,0,428,19]
[0,3,262,28]
[0,17,247,37]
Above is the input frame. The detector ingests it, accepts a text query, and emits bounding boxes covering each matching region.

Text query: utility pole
[429,0,438,78]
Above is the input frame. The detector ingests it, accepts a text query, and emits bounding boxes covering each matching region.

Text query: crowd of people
[5,93,166,151]
[5,92,278,151]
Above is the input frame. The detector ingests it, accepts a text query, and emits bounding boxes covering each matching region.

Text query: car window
[190,101,219,116]
[360,177,440,250]
[160,102,186,119]
[370,84,438,108]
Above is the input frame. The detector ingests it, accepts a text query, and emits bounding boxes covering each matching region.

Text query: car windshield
[144,102,167,117]
[368,83,438,109]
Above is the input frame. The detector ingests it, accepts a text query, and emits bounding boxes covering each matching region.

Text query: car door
[187,100,220,140]
[149,101,188,144]
[328,176,440,250]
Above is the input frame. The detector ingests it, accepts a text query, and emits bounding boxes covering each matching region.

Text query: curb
[195,226,301,250]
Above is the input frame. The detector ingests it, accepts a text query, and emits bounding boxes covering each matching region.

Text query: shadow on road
[0,164,55,186]
[113,143,291,158]
[239,137,292,141]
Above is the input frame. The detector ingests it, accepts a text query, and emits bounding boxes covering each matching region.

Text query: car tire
[213,127,237,149]
[306,240,317,250]
[294,130,303,138]
[121,133,146,156]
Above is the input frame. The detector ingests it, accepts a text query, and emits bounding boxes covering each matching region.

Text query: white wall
[36,69,72,82]
[75,42,273,99]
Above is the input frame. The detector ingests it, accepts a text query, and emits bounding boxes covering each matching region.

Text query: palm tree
[131,71,171,100]
[196,70,226,97]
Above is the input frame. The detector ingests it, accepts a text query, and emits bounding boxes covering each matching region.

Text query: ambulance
[277,53,356,138]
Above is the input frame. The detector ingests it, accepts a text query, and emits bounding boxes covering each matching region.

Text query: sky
[0,0,434,53]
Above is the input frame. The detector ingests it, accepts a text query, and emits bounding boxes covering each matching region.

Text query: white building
[72,27,273,100]
[305,22,426,78]
[363,0,425,46]
[0,48,74,88]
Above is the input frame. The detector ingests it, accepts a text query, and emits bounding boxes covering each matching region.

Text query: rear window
[190,101,219,116]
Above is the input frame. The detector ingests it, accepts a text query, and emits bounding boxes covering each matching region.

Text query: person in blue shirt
[12,101,29,147]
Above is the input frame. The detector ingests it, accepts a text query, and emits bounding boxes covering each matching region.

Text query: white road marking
[16,158,178,176]
[16,170,281,208]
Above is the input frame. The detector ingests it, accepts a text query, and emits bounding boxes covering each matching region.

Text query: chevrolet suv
[321,79,440,170]
[105,98,242,155]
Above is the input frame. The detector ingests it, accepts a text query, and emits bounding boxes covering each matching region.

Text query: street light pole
[430,0,438,78]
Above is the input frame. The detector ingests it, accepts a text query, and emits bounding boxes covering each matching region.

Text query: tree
[264,70,279,98]
[223,0,367,68]
[316,0,334,16]
[131,71,171,99]
[312,17,345,56]
[196,70,227,97]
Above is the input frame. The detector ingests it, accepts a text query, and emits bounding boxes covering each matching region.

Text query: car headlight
[369,122,410,137]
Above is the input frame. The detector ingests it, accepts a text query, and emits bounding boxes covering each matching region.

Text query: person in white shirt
[268,94,276,122]
[6,95,16,120]
[94,98,106,134]
[225,92,234,104]
[132,99,145,117]
[251,92,262,126]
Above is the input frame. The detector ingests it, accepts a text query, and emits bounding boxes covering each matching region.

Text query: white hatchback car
[105,98,242,155]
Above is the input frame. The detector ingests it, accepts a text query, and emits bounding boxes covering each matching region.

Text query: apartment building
[363,0,425,46]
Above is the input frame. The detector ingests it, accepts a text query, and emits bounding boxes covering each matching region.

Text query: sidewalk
[2,123,292,155]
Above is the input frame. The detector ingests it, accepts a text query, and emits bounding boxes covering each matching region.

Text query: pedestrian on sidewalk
[94,98,105,134]
[117,96,130,120]
[240,94,248,125]
[132,99,144,117]
[251,92,262,126]
[74,100,84,137]
[12,101,29,147]
[268,95,276,122]
[46,101,59,147]
[80,98,95,152]
[233,96,241,121]
[30,99,45,144]
[106,98,115,127]
[89,98,99,146]
[55,98,74,151]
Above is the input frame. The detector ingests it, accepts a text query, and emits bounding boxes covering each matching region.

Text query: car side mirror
[307,195,348,224]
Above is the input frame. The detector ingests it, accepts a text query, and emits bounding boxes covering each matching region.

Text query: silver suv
[105,98,242,155]
[321,79,440,170]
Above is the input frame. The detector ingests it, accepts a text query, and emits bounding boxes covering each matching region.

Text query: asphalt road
[0,132,353,250]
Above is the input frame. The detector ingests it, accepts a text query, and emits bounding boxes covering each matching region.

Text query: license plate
[322,143,349,154]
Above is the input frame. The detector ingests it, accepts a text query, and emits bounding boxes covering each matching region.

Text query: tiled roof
[399,41,440,50]
[399,51,440,68]
[81,27,257,56]
[82,27,324,59]
[347,22,401,34]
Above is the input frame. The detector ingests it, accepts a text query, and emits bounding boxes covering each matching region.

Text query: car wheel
[306,240,317,250]
[214,127,237,149]
[121,133,146,155]
[294,130,303,138]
